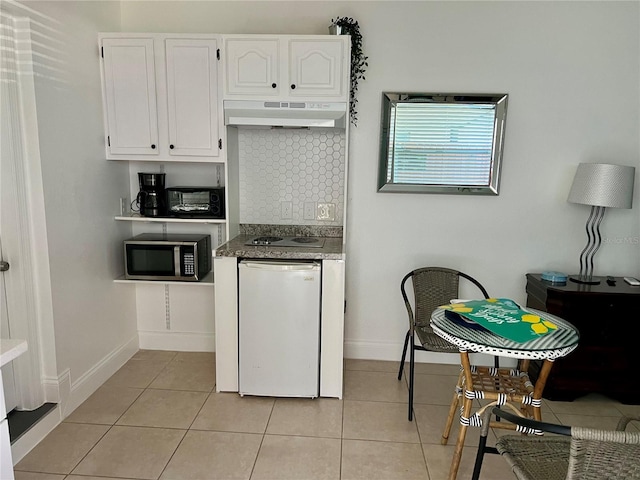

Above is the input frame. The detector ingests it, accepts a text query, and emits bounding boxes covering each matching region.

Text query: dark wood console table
[525,273,640,404]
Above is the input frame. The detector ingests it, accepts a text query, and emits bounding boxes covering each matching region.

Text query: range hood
[224,100,347,128]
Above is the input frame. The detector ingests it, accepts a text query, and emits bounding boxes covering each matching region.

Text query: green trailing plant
[331,16,368,126]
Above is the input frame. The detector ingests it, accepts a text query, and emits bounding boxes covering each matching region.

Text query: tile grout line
[150,357,203,476]
[347,362,433,478]
[65,356,176,479]
[63,421,113,478]
[154,428,189,480]
[248,397,276,480]
[408,373,434,480]
[14,366,151,477]
[152,383,216,479]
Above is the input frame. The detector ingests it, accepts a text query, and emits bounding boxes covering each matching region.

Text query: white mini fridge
[238,260,321,397]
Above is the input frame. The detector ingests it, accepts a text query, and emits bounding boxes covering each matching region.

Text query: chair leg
[472,405,497,480]
[408,338,415,421]
[441,371,462,445]
[493,356,501,423]
[448,396,473,480]
[398,330,411,380]
[471,433,488,480]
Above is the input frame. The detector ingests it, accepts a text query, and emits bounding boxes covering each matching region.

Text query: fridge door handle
[240,261,319,271]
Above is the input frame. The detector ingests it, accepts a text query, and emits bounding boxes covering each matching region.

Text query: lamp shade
[567,163,635,209]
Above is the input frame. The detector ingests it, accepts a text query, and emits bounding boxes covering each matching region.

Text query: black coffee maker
[137,172,166,217]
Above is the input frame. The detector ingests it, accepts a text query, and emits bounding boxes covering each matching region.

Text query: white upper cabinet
[288,39,344,98]
[223,36,349,102]
[165,39,220,158]
[100,34,222,162]
[101,38,159,156]
[225,38,280,96]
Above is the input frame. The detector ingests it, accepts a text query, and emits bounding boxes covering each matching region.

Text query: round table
[430,307,579,480]
[430,307,579,360]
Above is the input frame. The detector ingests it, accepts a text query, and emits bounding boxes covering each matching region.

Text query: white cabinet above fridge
[223,35,350,102]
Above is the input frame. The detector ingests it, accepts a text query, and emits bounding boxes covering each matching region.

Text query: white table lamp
[567,163,635,284]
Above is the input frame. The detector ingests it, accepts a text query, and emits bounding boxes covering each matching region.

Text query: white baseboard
[42,369,68,404]
[62,334,139,418]
[138,331,215,352]
[344,339,517,367]
[11,404,61,465]
[11,334,139,464]
[57,369,70,408]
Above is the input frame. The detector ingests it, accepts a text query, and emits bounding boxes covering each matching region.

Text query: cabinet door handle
[271,83,277,88]
[290,84,296,90]
[151,144,156,149]
[169,144,174,149]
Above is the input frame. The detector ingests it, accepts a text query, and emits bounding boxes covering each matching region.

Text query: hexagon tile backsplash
[238,128,346,226]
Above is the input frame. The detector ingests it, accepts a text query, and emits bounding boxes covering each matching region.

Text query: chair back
[401,267,489,329]
[487,408,640,480]
[566,427,640,479]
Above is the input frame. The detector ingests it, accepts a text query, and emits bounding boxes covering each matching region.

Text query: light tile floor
[14,352,640,480]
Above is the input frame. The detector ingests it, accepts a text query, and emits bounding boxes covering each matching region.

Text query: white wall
[343,1,640,360]
[21,1,138,405]
[107,1,640,361]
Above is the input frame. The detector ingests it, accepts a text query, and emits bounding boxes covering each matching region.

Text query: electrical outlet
[304,202,316,220]
[119,197,129,216]
[317,203,335,221]
[281,201,292,219]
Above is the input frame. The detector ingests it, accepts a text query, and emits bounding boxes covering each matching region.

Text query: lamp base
[569,275,601,285]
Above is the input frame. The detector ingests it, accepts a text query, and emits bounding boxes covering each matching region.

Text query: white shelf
[114,271,214,286]
[115,215,226,224]
[107,158,226,164]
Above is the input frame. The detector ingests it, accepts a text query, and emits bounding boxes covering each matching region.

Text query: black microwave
[124,233,211,282]
[165,187,225,219]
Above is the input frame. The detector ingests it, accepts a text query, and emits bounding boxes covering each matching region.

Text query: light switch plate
[317,203,335,221]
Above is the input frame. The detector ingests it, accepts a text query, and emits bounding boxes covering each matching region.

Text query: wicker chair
[397,267,490,421]
[472,406,640,480]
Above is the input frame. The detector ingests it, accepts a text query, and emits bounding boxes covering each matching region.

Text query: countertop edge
[0,339,28,367]
[215,249,345,260]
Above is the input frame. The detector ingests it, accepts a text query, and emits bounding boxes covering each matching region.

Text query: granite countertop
[215,234,344,260]
[215,224,345,260]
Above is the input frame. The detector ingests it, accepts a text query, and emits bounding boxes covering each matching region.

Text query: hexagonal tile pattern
[238,129,345,225]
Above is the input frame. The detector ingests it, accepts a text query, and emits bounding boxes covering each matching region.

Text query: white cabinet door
[288,39,345,98]
[225,39,280,96]
[165,39,220,158]
[102,38,159,156]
